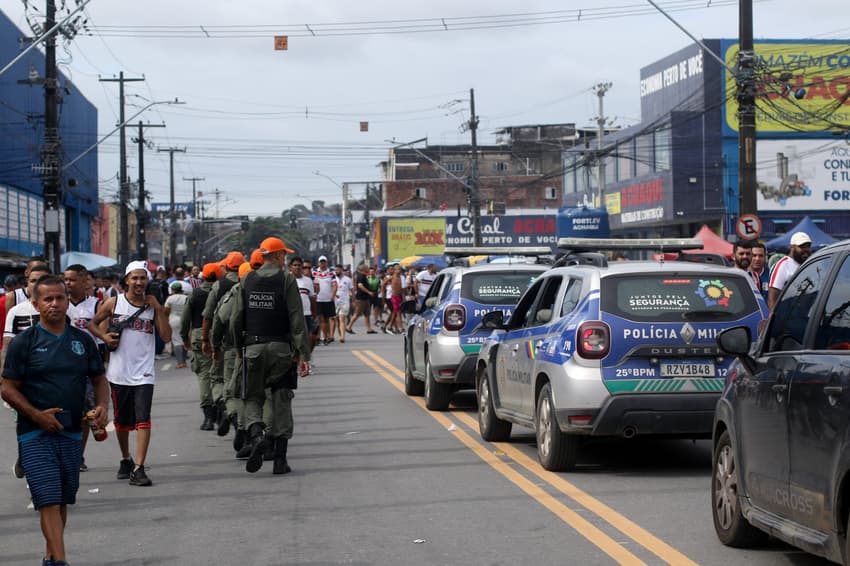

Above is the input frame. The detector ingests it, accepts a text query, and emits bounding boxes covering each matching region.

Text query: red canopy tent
[682,225,733,259]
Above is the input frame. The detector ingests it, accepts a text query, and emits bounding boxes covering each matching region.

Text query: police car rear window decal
[696,279,733,308]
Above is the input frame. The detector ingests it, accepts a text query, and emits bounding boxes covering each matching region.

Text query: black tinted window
[766,257,833,352]
[814,256,850,350]
[600,273,758,322]
[461,271,541,305]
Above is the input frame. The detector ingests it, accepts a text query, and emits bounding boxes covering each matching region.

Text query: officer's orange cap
[223,251,245,270]
[260,237,294,255]
[249,249,264,268]
[238,262,252,279]
[202,263,223,280]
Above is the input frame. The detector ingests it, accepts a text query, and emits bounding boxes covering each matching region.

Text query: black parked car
[712,239,850,564]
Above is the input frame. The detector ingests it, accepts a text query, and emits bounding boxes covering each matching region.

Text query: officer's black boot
[217,405,233,437]
[233,426,246,452]
[245,423,267,473]
[263,434,275,461]
[200,406,215,431]
[273,437,291,475]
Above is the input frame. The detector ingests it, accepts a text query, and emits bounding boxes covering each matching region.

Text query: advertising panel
[757,139,850,211]
[640,41,717,123]
[723,41,850,134]
[444,215,557,250]
[387,218,445,258]
[605,176,673,229]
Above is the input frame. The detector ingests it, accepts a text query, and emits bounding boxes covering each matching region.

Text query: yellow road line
[358,349,699,566]
[352,350,647,566]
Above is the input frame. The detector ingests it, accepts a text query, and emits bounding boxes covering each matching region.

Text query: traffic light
[289,210,297,229]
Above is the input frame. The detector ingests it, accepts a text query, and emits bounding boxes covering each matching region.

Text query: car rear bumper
[555,392,719,438]
[431,353,477,385]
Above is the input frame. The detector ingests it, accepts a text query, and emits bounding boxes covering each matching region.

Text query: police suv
[712,238,850,564]
[475,238,768,471]
[403,247,549,411]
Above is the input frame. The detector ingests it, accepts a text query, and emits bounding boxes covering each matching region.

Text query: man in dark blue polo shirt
[1,274,109,566]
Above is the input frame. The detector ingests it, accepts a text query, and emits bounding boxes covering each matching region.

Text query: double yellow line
[352,349,699,566]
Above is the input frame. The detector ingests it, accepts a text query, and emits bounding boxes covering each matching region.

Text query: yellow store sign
[387,218,446,258]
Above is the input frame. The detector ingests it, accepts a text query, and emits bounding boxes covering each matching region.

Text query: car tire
[404,338,424,397]
[535,382,577,471]
[712,430,766,547]
[424,353,451,411]
[478,367,511,442]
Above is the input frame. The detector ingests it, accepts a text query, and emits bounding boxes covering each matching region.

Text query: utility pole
[214,188,222,219]
[183,176,205,265]
[132,121,165,260]
[593,82,612,208]
[100,72,144,266]
[737,0,757,216]
[41,0,61,274]
[468,88,482,246]
[157,146,186,267]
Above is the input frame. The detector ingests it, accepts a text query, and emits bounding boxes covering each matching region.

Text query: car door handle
[535,340,544,348]
[824,385,844,396]
[512,344,520,352]
[772,383,788,393]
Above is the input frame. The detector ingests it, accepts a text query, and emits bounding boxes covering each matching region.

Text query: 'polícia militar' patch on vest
[249,291,276,309]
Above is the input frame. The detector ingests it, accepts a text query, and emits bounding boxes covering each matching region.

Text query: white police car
[475,238,769,471]
[404,247,549,411]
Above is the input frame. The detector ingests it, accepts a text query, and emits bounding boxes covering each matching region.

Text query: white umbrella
[60,251,118,271]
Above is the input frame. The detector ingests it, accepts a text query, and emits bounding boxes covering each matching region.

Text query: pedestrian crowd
[0,244,439,565]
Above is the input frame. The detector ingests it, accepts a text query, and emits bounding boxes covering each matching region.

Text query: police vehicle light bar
[557,237,704,252]
[443,246,552,258]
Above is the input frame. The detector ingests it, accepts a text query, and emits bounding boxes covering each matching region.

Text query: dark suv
[712,239,850,564]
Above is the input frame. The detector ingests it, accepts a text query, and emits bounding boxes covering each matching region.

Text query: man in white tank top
[88,261,171,487]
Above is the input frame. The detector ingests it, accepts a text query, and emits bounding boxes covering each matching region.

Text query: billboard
[604,175,674,230]
[640,41,719,124]
[723,41,850,134]
[387,218,446,258]
[757,139,850,211]
[444,215,557,249]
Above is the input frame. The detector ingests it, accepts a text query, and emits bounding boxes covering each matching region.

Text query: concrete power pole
[737,0,757,216]
[468,88,482,246]
[183,176,204,265]
[100,72,145,266]
[41,0,61,274]
[593,82,612,208]
[133,121,165,260]
[157,146,186,267]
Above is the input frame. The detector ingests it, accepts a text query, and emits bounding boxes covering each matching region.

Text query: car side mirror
[481,310,505,329]
[536,309,552,324]
[717,326,756,373]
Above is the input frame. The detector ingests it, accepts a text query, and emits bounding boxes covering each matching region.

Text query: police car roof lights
[557,237,704,252]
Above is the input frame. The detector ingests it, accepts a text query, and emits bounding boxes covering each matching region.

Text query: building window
[654,128,671,171]
[493,161,508,173]
[636,134,652,177]
[445,161,465,173]
[617,142,633,182]
[563,156,577,194]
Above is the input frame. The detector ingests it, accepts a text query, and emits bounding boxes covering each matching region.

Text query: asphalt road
[0,332,836,565]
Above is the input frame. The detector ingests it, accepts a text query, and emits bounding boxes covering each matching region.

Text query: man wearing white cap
[88,261,171,487]
[767,231,813,311]
[312,255,337,345]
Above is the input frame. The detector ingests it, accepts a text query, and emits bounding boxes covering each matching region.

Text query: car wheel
[478,366,511,441]
[712,430,765,547]
[424,353,451,411]
[535,382,577,471]
[404,338,424,397]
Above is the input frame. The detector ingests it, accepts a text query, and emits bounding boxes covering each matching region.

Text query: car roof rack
[443,246,552,257]
[557,237,704,252]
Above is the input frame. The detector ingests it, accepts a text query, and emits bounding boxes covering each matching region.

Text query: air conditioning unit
[415,187,427,199]
[544,186,558,200]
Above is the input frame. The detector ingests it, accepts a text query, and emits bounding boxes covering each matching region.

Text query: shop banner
[387,218,446,258]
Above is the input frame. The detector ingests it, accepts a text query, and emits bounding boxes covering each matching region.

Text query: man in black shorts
[1,274,109,566]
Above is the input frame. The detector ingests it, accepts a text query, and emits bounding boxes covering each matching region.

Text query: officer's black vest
[218,275,237,297]
[242,270,290,339]
[189,287,210,329]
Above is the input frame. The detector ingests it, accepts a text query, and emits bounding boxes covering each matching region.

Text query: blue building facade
[565,39,850,241]
[0,10,98,256]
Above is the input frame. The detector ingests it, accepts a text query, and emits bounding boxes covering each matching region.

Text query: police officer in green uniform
[231,237,309,475]
[201,251,245,432]
[181,263,221,430]
[211,261,254,456]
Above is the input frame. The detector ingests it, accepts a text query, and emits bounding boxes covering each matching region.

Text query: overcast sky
[1,0,846,218]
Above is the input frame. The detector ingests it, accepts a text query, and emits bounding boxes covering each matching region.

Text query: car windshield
[461,271,541,305]
[600,273,758,322]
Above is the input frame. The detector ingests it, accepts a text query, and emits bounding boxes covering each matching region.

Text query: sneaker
[41,558,54,566]
[326,337,335,344]
[79,458,88,472]
[382,327,389,334]
[13,457,24,479]
[129,465,152,486]
[347,328,356,334]
[117,457,134,480]
[367,330,378,334]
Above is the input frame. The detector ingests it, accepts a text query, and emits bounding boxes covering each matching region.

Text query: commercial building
[0,10,99,257]
[567,39,850,241]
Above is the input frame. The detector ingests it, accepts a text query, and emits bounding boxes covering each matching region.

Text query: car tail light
[444,304,466,331]
[568,415,593,426]
[577,321,610,359]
